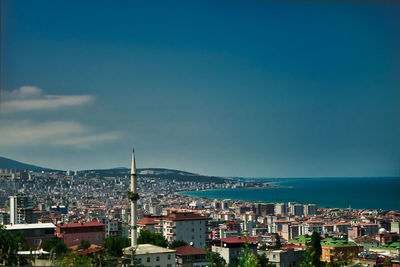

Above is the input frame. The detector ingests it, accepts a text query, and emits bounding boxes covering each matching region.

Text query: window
[156,256,160,261]
[167,265,172,267]
[168,254,171,260]
[147,257,150,262]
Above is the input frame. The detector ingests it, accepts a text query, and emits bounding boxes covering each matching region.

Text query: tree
[256,253,275,267]
[301,231,322,267]
[43,238,69,257]
[238,242,258,267]
[237,241,275,267]
[0,225,29,266]
[137,230,168,248]
[205,246,226,267]
[103,235,130,257]
[169,240,188,249]
[77,239,91,250]
[274,233,282,249]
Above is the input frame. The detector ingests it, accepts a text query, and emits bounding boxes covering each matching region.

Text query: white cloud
[1,86,93,113]
[0,120,121,148]
[52,132,122,147]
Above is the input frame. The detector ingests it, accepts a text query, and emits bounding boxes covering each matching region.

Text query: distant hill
[0,156,226,183]
[0,156,55,171]
[82,167,227,184]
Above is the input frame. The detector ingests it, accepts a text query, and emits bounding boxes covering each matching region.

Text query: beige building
[124,244,175,267]
[156,212,208,248]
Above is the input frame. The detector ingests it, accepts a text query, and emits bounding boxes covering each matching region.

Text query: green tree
[274,233,282,249]
[256,253,275,267]
[0,225,29,266]
[56,253,94,266]
[77,239,91,250]
[237,241,275,267]
[169,240,188,249]
[301,231,322,267]
[103,235,130,257]
[137,230,168,248]
[205,246,226,267]
[43,238,69,257]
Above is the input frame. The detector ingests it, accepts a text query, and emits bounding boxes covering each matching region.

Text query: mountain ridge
[0,156,225,183]
[0,156,55,171]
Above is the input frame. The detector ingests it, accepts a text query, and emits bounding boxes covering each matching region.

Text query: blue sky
[1,0,399,177]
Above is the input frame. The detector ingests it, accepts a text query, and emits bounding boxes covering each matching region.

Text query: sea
[180,177,400,211]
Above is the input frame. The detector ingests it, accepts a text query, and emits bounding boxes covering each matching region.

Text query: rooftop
[5,223,55,230]
[374,242,400,251]
[57,221,104,229]
[321,238,358,247]
[289,235,312,244]
[163,212,208,221]
[219,236,257,244]
[124,244,175,255]
[175,245,206,256]
[137,215,164,225]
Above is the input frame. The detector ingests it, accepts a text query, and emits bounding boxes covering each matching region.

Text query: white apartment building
[156,212,208,248]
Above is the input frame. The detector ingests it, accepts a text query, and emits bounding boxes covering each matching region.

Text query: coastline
[177,177,400,211]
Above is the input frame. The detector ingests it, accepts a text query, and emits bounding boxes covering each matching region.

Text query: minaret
[130,148,138,247]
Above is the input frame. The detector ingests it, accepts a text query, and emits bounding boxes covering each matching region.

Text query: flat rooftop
[5,223,56,230]
[124,244,175,255]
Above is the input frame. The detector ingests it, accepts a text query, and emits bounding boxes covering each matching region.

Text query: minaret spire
[130,148,138,248]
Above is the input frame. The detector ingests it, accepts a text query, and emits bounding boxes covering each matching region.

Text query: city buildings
[156,212,208,248]
[211,236,257,264]
[320,238,360,263]
[175,245,210,267]
[56,221,105,247]
[123,244,175,267]
[5,223,56,248]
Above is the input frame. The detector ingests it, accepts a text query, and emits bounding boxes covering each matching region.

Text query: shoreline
[176,180,400,211]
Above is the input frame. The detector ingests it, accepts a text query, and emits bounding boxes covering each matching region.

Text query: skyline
[1,1,400,178]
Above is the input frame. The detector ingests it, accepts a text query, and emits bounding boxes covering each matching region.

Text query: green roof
[289,235,311,244]
[375,242,400,251]
[321,238,358,247]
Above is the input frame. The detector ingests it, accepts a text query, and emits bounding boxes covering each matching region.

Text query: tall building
[9,194,34,224]
[275,203,288,215]
[290,204,304,216]
[255,203,275,216]
[304,204,318,216]
[156,212,208,248]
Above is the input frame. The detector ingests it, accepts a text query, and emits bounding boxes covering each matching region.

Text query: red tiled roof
[175,246,206,256]
[220,236,257,244]
[137,215,164,225]
[164,212,208,221]
[57,221,104,229]
[76,247,104,255]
